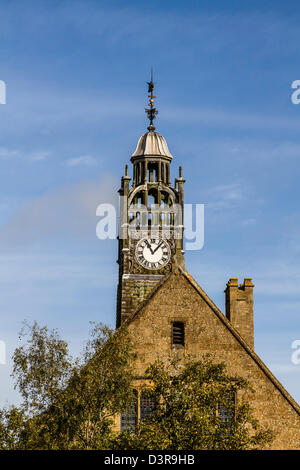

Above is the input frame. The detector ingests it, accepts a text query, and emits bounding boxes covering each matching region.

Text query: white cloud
[241,218,257,226]
[0,252,113,286]
[66,155,97,167]
[269,364,300,374]
[208,183,244,201]
[205,183,248,215]
[0,148,19,159]
[0,173,118,248]
[255,264,300,297]
[164,106,300,133]
[0,147,50,162]
[30,151,50,162]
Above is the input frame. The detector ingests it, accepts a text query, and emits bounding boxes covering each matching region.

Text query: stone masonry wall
[120,274,163,324]
[125,271,300,450]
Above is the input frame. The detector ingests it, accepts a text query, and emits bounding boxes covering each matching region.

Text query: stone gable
[123,268,300,450]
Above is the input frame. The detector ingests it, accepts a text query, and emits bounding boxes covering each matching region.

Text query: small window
[172,322,185,346]
[218,392,235,428]
[120,390,137,431]
[140,391,155,421]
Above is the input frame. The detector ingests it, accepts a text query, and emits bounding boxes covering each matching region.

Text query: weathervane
[145,67,158,131]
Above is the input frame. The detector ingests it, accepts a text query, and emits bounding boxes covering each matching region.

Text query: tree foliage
[0,321,135,449]
[113,358,275,450]
[0,324,275,450]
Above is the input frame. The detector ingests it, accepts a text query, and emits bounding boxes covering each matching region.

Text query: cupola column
[158,160,162,183]
[144,160,148,184]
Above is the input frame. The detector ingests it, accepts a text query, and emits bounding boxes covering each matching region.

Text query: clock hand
[152,240,164,254]
[145,239,155,255]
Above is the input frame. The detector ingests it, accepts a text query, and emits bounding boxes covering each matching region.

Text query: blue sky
[0,0,300,406]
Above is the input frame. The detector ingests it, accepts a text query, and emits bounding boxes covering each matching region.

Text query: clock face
[135,238,171,270]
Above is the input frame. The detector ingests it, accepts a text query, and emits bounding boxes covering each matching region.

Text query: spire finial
[145,66,158,131]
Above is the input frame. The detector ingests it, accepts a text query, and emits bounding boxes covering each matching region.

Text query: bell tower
[116,76,186,327]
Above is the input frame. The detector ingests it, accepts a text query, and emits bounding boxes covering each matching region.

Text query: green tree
[0,321,135,449]
[0,406,26,450]
[0,324,275,450]
[113,357,275,450]
[58,323,136,449]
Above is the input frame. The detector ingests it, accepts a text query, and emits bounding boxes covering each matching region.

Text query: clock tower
[116,77,186,327]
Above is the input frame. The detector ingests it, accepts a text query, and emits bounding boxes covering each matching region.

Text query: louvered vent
[172,322,185,346]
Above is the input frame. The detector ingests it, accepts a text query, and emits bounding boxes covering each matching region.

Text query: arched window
[120,390,138,431]
[148,163,158,182]
[147,194,156,209]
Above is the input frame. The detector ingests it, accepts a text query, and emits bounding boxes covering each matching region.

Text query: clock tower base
[116,274,164,327]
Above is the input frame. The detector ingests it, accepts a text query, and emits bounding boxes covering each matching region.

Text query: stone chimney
[225,278,254,349]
